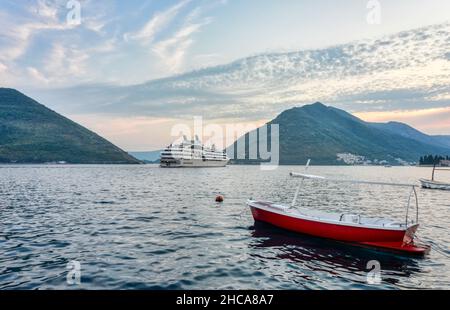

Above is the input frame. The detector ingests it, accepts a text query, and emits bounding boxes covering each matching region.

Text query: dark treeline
[419,155,450,165]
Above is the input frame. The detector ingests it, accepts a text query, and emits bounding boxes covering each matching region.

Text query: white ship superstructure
[160,136,229,167]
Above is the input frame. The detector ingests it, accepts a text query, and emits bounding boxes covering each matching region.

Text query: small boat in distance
[160,135,229,168]
[419,164,450,190]
[247,165,430,256]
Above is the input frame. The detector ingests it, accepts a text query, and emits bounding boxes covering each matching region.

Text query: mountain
[432,135,450,148]
[128,150,161,163]
[228,102,450,165]
[370,122,450,149]
[0,88,141,164]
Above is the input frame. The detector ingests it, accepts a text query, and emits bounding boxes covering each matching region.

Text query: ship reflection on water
[249,222,422,287]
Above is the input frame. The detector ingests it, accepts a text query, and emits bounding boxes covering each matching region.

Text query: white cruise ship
[160,136,229,167]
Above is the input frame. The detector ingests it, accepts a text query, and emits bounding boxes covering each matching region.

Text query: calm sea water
[0,165,449,290]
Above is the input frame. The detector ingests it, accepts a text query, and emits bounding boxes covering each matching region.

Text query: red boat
[248,172,430,256]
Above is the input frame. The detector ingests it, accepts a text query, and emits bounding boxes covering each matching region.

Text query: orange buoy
[215,195,224,202]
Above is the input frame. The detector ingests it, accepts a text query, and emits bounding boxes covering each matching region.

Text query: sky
[0,0,449,150]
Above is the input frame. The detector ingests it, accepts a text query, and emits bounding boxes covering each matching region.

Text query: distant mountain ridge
[0,88,140,164]
[228,102,450,165]
[370,121,450,149]
[432,135,450,148]
[128,150,161,163]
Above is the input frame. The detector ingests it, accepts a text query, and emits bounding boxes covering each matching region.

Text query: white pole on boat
[291,181,302,208]
[405,186,413,226]
[291,159,310,208]
[413,186,419,224]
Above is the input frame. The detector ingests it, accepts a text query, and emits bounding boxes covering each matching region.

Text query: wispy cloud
[0,0,225,87]
[0,7,66,62]
[0,1,75,86]
[33,0,59,21]
[31,22,450,125]
[0,61,7,73]
[124,0,215,74]
[124,0,191,43]
[152,15,212,73]
[26,66,49,84]
[45,43,89,78]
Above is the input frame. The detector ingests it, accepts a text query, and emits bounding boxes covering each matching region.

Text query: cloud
[0,0,228,87]
[26,67,49,84]
[124,0,213,74]
[0,61,7,73]
[124,0,191,43]
[0,61,17,87]
[83,15,109,34]
[0,1,71,78]
[34,0,59,21]
[152,17,212,73]
[0,3,73,86]
[0,0,120,87]
[45,43,89,78]
[30,22,450,127]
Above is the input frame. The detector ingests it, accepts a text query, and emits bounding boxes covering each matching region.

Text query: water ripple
[0,165,449,289]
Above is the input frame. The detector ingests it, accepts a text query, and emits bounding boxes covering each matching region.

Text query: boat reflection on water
[249,221,422,286]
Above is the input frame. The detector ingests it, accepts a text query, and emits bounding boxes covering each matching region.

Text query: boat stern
[360,224,430,256]
[403,224,419,245]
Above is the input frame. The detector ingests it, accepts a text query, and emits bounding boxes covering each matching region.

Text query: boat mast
[432,163,436,181]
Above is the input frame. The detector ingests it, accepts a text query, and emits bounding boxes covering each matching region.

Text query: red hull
[250,206,429,255]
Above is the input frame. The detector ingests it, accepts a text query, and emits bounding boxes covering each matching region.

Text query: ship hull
[160,158,229,168]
